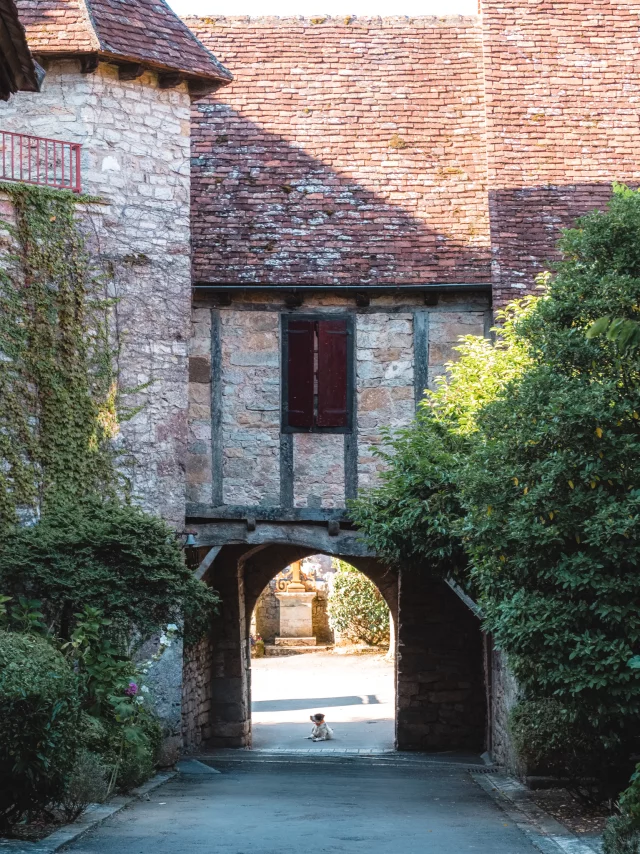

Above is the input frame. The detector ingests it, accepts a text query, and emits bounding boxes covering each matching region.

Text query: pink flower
[125,682,138,696]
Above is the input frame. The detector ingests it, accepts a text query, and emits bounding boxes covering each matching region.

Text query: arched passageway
[182,531,486,753]
[249,556,395,751]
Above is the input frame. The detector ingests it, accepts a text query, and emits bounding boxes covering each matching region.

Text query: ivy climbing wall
[0,59,193,527]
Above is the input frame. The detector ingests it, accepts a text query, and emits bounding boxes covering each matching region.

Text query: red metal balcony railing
[0,130,81,193]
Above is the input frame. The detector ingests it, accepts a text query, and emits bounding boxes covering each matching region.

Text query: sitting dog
[307,712,334,741]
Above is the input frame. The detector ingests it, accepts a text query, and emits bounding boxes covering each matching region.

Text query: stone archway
[182,532,486,753]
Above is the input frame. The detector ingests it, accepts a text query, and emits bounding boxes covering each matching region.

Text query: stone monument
[274,561,317,646]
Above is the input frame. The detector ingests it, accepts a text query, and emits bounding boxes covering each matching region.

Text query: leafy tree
[352,184,640,791]
[328,560,390,646]
[349,298,533,577]
[460,185,640,773]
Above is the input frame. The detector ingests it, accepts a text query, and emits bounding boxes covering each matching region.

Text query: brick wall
[187,16,490,287]
[481,0,640,305]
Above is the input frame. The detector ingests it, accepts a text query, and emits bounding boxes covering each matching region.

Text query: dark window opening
[282,315,353,433]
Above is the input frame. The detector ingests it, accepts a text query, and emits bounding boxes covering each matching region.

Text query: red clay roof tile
[17,0,231,84]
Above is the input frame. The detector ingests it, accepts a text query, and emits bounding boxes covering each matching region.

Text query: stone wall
[481,0,640,306]
[0,58,192,528]
[254,581,280,642]
[489,646,520,772]
[187,15,491,287]
[396,574,485,751]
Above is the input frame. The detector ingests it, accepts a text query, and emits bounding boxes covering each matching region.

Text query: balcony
[0,129,81,193]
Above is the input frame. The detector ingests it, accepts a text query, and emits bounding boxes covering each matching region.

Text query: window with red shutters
[317,319,348,427]
[283,316,351,432]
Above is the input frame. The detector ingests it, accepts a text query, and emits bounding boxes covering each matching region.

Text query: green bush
[0,498,218,645]
[603,766,640,854]
[328,561,390,646]
[508,700,625,801]
[82,714,160,793]
[352,185,640,791]
[603,816,640,854]
[61,750,108,821]
[0,631,81,832]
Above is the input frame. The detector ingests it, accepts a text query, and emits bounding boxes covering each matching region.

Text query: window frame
[281,312,355,434]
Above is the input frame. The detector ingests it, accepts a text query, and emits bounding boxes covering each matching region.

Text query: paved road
[251,652,395,750]
[71,756,540,854]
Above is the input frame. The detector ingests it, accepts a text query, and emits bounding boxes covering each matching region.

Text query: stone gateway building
[3,0,640,765]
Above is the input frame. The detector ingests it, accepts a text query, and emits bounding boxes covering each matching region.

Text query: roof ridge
[151,0,231,79]
[78,0,101,50]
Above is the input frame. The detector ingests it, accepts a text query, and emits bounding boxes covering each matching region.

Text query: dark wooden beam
[186,502,349,525]
[158,72,183,89]
[210,310,223,506]
[284,291,303,308]
[118,62,144,81]
[80,54,99,74]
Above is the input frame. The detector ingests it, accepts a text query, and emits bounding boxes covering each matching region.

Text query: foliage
[509,700,624,802]
[603,816,640,854]
[81,710,161,793]
[327,560,390,646]
[0,183,117,530]
[604,767,640,854]
[0,498,218,645]
[460,186,640,780]
[0,594,47,635]
[61,750,108,821]
[349,299,533,576]
[351,184,640,791]
[66,607,164,792]
[0,630,81,831]
[587,316,640,350]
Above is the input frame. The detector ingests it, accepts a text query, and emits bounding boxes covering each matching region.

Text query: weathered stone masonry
[0,59,193,528]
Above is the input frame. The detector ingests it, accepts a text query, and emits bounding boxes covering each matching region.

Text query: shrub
[603,766,640,854]
[0,631,81,832]
[352,184,640,790]
[328,561,390,646]
[603,816,640,854]
[508,700,625,801]
[80,703,162,794]
[61,750,108,821]
[0,498,218,645]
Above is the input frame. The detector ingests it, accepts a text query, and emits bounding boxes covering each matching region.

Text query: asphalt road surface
[69,756,541,854]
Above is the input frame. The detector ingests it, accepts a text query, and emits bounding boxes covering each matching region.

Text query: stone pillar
[275,591,317,646]
[182,545,252,750]
[396,573,485,751]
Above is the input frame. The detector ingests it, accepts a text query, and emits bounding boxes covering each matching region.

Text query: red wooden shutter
[287,320,314,427]
[317,319,348,427]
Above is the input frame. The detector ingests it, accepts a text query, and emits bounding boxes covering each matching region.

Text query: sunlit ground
[251,651,395,750]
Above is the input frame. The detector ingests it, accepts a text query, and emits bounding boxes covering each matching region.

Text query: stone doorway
[182,532,487,754]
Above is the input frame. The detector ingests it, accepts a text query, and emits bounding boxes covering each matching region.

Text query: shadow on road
[252,694,381,713]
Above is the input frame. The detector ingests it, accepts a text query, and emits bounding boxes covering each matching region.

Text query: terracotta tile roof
[17,0,232,84]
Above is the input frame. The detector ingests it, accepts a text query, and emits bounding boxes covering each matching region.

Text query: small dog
[306,713,334,742]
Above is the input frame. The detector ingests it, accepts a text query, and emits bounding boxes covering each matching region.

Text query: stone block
[189,355,211,383]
